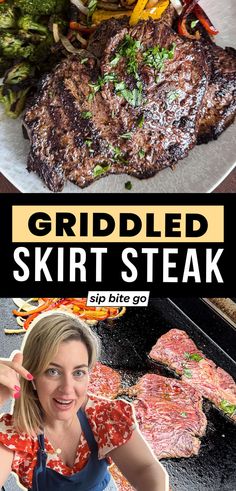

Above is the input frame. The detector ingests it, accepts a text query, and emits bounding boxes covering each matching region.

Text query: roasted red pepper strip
[178,16,200,39]
[12,299,53,317]
[179,0,218,38]
[178,0,200,39]
[24,312,39,330]
[193,4,219,35]
[69,22,95,34]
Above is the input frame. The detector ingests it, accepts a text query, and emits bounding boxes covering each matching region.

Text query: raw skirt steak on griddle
[128,373,207,459]
[149,329,236,422]
[89,362,121,398]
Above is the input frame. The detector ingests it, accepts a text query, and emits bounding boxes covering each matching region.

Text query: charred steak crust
[197,40,236,144]
[23,19,208,191]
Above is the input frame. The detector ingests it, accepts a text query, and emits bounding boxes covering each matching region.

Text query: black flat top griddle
[0,298,236,491]
[91,298,236,491]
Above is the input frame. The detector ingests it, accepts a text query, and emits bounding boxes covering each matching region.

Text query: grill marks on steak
[24,55,110,190]
[128,374,207,459]
[149,329,236,422]
[89,362,121,398]
[23,19,208,191]
[197,40,236,144]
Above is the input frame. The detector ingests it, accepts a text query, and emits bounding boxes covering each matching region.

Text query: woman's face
[35,340,89,423]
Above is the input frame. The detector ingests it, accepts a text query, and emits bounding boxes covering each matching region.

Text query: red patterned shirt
[0,394,136,489]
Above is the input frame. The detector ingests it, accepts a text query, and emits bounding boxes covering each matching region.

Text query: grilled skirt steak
[127,374,207,459]
[23,19,208,191]
[149,329,236,422]
[197,39,236,144]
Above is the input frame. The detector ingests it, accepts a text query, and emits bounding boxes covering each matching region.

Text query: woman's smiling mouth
[53,398,74,410]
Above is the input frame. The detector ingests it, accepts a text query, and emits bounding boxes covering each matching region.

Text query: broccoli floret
[0,57,12,78]
[0,32,35,59]
[0,5,17,30]
[0,5,17,29]
[28,33,54,63]
[18,15,49,34]
[18,29,48,44]
[0,85,30,118]
[3,61,35,86]
[16,0,69,16]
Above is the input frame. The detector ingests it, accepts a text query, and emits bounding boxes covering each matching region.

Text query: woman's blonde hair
[13,311,100,435]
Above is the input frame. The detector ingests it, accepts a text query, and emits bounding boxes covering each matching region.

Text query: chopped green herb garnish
[116,35,141,79]
[81,58,88,65]
[137,113,145,128]
[110,53,122,67]
[89,72,117,99]
[87,0,97,25]
[120,132,132,140]
[138,149,145,159]
[180,412,187,418]
[184,352,203,362]
[115,80,142,107]
[143,43,176,72]
[191,20,199,29]
[183,368,192,378]
[167,90,179,103]
[85,139,92,148]
[115,85,137,106]
[87,93,94,102]
[125,181,132,190]
[113,146,123,158]
[219,399,236,416]
[93,164,110,177]
[109,145,127,163]
[81,111,92,119]
[89,66,142,108]
[110,35,143,107]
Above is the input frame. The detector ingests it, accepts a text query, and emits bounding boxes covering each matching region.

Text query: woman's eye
[74,370,86,378]
[46,368,60,376]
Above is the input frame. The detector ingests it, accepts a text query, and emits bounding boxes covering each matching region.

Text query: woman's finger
[0,359,33,381]
[0,372,21,394]
[11,352,23,366]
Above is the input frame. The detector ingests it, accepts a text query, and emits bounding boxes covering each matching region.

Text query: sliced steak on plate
[23,19,208,191]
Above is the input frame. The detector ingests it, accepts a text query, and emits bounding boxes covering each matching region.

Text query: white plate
[0,0,235,193]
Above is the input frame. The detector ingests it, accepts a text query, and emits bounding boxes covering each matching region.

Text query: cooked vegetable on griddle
[149,329,236,422]
[8,297,126,333]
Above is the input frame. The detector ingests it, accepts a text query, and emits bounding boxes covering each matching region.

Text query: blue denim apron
[30,409,111,491]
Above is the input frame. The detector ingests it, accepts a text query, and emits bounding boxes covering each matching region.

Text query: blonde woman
[0,312,168,491]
